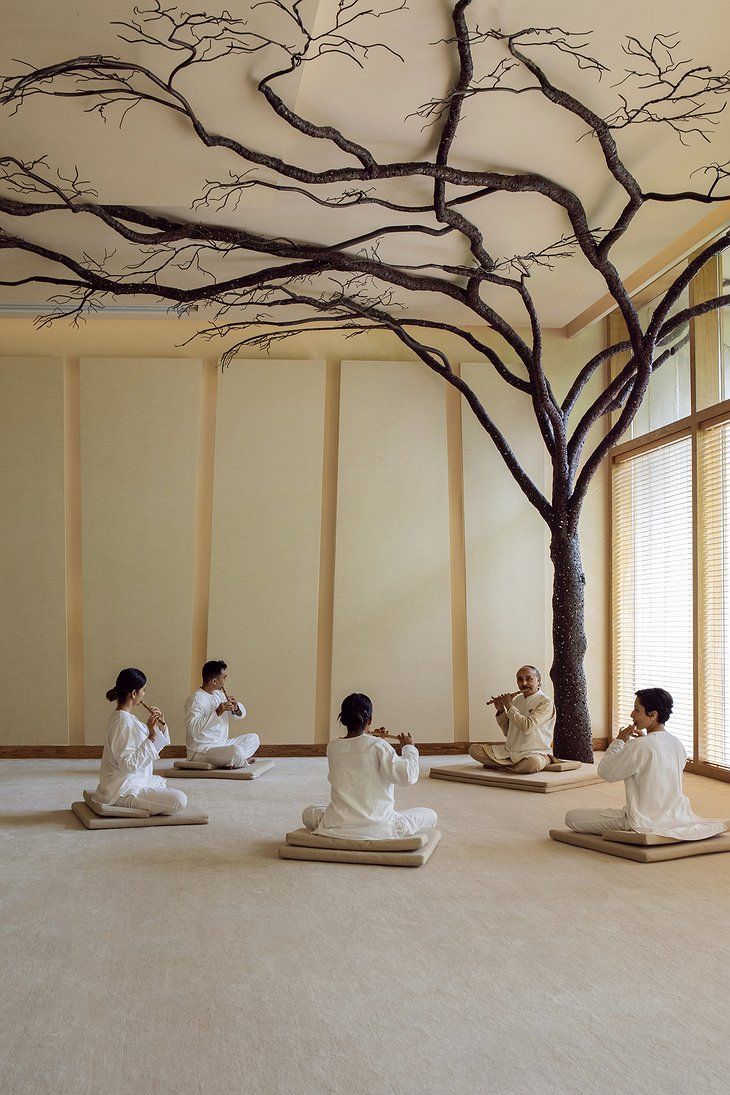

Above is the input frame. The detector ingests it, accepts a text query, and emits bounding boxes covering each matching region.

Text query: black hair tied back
[106,667,147,704]
[337,692,373,734]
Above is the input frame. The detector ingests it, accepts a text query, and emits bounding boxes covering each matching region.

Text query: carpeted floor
[1,756,729,1095]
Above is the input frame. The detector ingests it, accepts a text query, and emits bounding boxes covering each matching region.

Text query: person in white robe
[302,693,438,840]
[185,659,259,769]
[565,688,727,840]
[469,665,556,774]
[93,667,187,815]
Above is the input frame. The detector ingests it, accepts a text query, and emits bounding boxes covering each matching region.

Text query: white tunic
[94,709,170,806]
[492,689,555,762]
[185,688,247,758]
[598,732,727,840]
[315,734,421,840]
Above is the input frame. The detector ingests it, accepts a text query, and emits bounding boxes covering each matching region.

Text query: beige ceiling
[0,0,728,329]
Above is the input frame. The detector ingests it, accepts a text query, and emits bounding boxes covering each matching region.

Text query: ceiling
[0,0,728,330]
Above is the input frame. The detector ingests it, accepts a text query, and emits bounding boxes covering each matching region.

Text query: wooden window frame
[609,252,730,780]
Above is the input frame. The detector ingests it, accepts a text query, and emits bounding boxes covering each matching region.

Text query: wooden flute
[222,685,240,712]
[369,728,408,743]
[140,699,165,723]
[485,691,520,706]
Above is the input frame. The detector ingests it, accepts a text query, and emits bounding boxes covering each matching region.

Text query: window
[612,437,694,756]
[623,286,692,441]
[721,251,730,402]
[610,249,730,776]
[698,419,730,767]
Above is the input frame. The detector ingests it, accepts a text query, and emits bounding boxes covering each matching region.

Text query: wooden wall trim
[1,738,610,759]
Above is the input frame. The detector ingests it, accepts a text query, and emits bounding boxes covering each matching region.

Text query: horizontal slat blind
[698,419,730,767]
[612,437,694,754]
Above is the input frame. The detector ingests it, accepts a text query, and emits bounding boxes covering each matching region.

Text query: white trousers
[564,807,632,835]
[117,782,187,816]
[302,805,438,838]
[196,732,260,769]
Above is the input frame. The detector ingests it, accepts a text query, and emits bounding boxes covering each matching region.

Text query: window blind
[698,419,730,768]
[612,436,694,755]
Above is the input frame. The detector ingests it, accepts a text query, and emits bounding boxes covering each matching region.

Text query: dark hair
[202,660,227,683]
[338,693,373,734]
[635,687,673,724]
[106,667,146,703]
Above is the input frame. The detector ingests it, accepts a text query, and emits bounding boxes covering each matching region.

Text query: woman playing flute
[92,667,187,815]
[301,693,438,840]
[469,665,556,774]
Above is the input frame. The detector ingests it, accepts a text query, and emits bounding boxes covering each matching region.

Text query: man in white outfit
[565,688,727,840]
[303,693,437,840]
[469,665,556,774]
[185,660,260,769]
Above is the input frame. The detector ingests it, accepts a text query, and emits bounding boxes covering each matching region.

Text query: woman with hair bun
[92,668,187,815]
[302,692,437,840]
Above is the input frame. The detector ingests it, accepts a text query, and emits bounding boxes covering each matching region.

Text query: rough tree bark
[0,0,729,757]
[550,524,590,761]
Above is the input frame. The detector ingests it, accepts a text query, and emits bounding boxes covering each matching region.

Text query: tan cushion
[549,828,730,862]
[158,760,275,780]
[82,790,150,818]
[603,824,730,846]
[174,759,216,770]
[278,829,442,867]
[430,763,601,793]
[285,827,428,851]
[72,801,209,829]
[546,760,582,772]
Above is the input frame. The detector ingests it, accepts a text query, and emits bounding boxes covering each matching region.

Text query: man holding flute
[468,665,556,774]
[184,659,260,769]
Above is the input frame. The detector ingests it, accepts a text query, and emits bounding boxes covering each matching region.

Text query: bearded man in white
[566,688,727,840]
[184,659,259,769]
[469,665,556,774]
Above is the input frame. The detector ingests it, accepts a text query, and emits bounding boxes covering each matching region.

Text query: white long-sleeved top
[315,734,421,839]
[94,709,170,805]
[598,731,727,840]
[491,689,555,762]
[185,688,247,758]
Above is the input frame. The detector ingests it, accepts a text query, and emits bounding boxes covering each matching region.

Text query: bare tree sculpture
[1,0,729,759]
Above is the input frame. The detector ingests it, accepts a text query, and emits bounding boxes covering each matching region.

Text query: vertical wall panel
[207,360,326,743]
[80,359,201,743]
[461,363,549,742]
[0,358,67,744]
[331,361,453,741]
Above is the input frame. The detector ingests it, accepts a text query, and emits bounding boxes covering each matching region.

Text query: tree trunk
[549,527,594,762]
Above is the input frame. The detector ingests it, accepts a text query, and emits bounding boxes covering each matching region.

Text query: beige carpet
[1,756,729,1095]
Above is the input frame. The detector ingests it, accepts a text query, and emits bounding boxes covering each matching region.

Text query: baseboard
[0,739,609,759]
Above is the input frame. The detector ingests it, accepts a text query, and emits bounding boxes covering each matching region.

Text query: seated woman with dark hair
[302,693,438,840]
[565,688,727,840]
[93,667,187,816]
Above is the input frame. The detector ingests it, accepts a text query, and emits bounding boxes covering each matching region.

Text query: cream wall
[80,358,202,744]
[0,358,67,743]
[207,360,326,744]
[0,318,609,746]
[331,361,454,740]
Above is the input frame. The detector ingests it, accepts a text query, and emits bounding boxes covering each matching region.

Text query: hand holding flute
[221,685,242,716]
[141,699,167,742]
[486,690,520,711]
[616,722,643,743]
[370,727,415,746]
